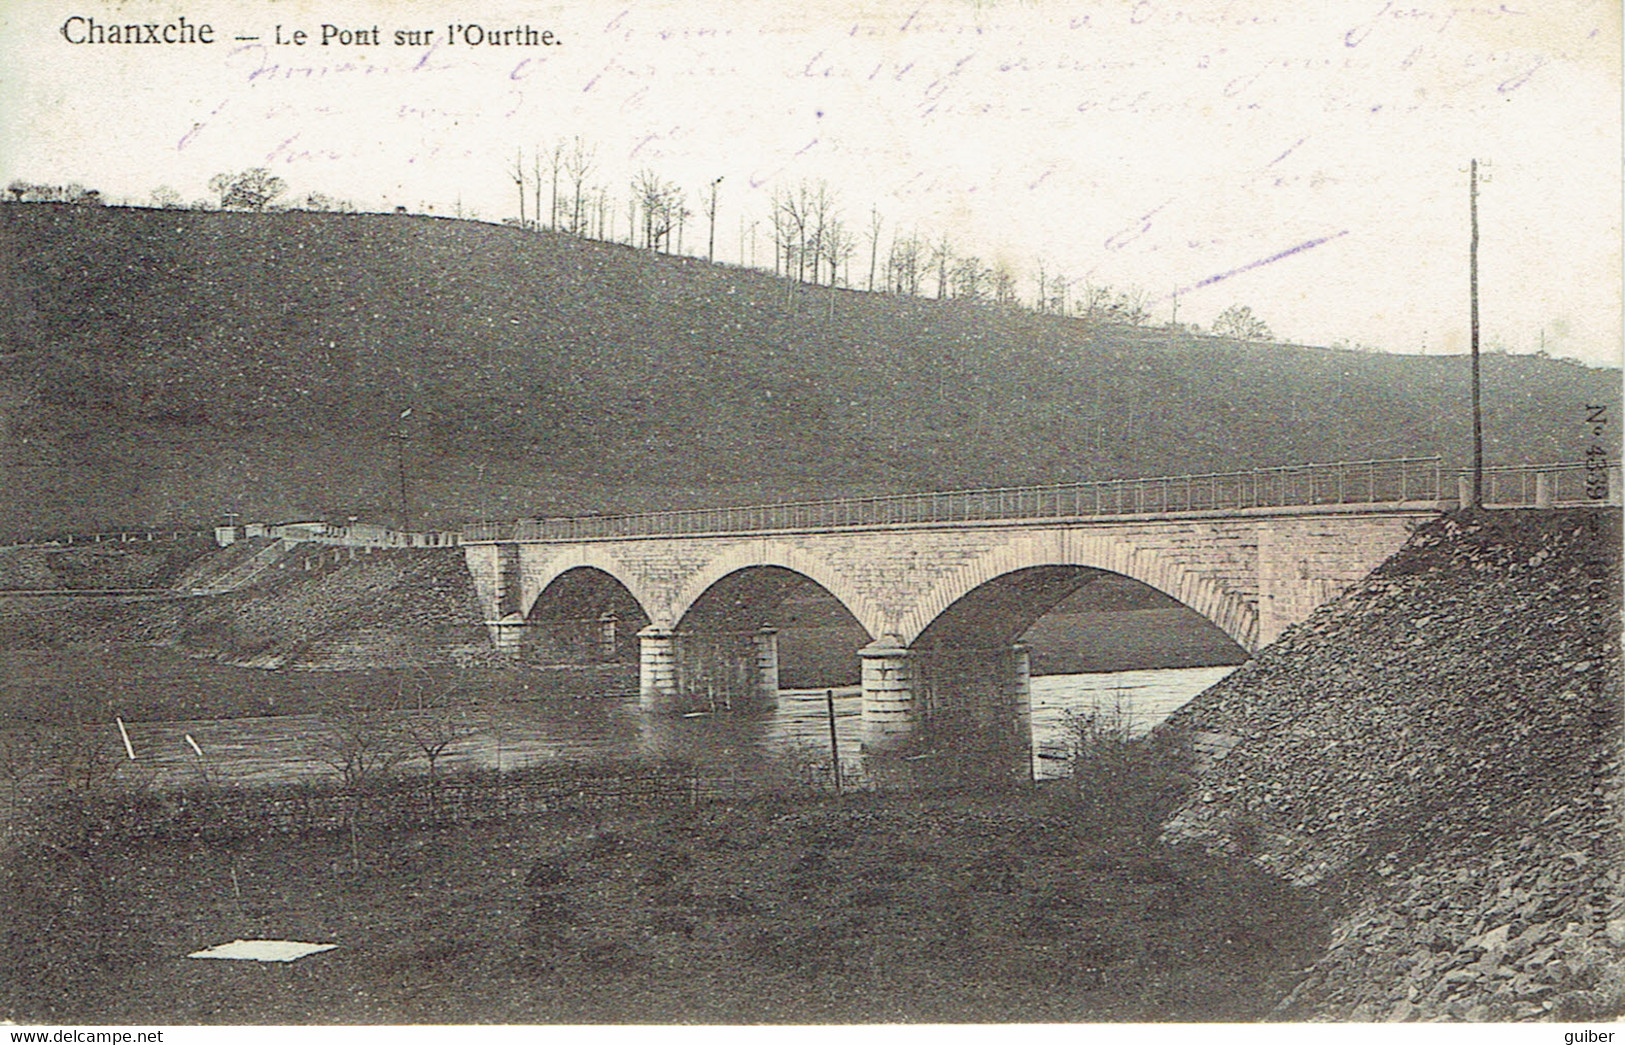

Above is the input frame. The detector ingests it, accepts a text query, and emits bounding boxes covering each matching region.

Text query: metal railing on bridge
[462,456,1470,543]
[0,528,212,550]
[1473,461,1611,509]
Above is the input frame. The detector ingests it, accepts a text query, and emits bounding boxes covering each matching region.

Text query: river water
[80,666,1235,789]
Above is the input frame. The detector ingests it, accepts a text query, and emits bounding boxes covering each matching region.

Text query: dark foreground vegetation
[1,768,1325,1024]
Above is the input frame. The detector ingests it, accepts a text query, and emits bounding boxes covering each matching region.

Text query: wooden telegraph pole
[707,176,723,262]
[392,407,412,533]
[1469,159,1483,507]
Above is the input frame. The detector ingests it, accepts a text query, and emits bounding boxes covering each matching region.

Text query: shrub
[1051,695,1194,834]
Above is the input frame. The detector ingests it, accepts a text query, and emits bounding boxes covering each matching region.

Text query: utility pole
[532,146,542,232]
[706,176,722,262]
[392,408,412,532]
[511,147,526,228]
[1469,158,1483,508]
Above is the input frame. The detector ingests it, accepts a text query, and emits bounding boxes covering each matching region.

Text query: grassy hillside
[1,202,1616,533]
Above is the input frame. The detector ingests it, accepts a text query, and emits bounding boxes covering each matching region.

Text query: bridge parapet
[461,457,1449,544]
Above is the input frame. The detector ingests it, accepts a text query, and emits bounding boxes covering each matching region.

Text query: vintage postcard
[0,0,1619,1031]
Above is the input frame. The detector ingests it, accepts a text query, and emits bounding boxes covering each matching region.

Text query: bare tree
[19,714,137,966]
[953,255,988,300]
[822,218,856,318]
[865,206,884,292]
[313,706,407,871]
[1084,285,1147,325]
[532,146,543,232]
[1078,282,1112,320]
[395,671,476,820]
[888,232,925,296]
[8,181,103,205]
[149,185,183,209]
[564,137,596,235]
[704,176,723,261]
[507,148,527,228]
[1211,303,1272,340]
[301,191,353,213]
[549,139,567,229]
[208,168,286,211]
[596,186,611,241]
[991,262,1018,305]
[930,233,954,298]
[805,182,837,284]
[773,184,812,283]
[827,220,856,286]
[769,188,794,278]
[632,169,682,252]
[1049,274,1070,315]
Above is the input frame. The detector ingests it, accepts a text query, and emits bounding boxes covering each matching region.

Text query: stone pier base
[750,626,780,710]
[859,637,916,752]
[485,613,527,655]
[638,626,680,712]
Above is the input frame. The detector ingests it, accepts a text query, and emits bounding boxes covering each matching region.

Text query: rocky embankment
[0,539,215,590]
[0,542,493,670]
[151,545,491,668]
[1163,509,1622,1021]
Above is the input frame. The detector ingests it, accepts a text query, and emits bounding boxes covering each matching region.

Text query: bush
[1051,696,1194,834]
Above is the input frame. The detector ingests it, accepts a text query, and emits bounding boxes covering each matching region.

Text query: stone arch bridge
[460,458,1602,750]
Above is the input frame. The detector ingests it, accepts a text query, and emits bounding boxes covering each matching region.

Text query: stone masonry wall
[467,509,1433,655]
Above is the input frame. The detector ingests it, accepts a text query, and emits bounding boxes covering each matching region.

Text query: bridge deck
[463,458,1612,545]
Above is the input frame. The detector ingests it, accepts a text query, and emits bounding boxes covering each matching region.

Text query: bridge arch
[517,546,661,625]
[898,530,1259,651]
[670,539,885,639]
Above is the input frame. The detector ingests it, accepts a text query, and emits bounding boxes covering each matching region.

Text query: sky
[1,0,1620,365]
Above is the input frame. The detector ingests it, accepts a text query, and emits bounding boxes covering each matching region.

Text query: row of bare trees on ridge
[10,151,1279,339]
[498,136,1267,332]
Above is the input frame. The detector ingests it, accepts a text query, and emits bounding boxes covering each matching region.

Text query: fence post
[825,689,842,795]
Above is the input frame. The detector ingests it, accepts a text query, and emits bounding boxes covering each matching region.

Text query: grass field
[2,787,1325,1024]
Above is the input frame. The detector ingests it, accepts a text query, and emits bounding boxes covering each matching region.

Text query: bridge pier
[639,624,781,713]
[914,643,1034,780]
[859,637,917,751]
[858,639,1034,775]
[638,625,681,712]
[752,626,781,709]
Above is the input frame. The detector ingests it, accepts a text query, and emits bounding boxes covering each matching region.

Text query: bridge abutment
[487,613,527,653]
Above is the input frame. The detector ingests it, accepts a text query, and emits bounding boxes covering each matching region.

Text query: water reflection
[73,667,1234,790]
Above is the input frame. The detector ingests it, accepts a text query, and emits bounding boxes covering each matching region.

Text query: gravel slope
[1163,508,1622,1021]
